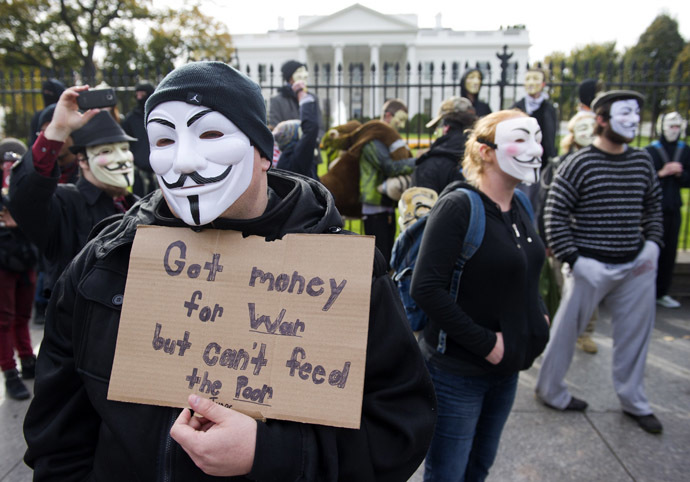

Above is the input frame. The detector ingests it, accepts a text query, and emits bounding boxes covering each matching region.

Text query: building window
[258,64,267,83]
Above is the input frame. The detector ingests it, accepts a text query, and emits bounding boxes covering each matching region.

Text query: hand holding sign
[171,394,257,477]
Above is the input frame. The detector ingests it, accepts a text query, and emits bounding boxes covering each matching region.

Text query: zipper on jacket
[160,409,177,482]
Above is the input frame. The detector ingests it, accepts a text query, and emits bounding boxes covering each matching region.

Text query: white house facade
[231,3,531,126]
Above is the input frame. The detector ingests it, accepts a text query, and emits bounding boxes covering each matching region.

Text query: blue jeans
[424,363,518,482]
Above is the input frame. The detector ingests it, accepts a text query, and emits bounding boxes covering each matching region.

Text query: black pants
[657,209,681,298]
[364,212,396,267]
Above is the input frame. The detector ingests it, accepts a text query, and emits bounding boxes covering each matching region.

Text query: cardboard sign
[108,225,375,429]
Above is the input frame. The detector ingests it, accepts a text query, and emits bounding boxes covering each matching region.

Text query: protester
[513,67,557,164]
[460,69,491,117]
[8,96,137,301]
[23,61,436,481]
[537,90,664,434]
[577,78,600,112]
[360,98,416,265]
[645,112,690,309]
[0,138,38,401]
[122,81,157,196]
[411,110,549,481]
[412,96,477,193]
[273,79,320,180]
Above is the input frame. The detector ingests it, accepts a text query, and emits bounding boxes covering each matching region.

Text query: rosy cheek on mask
[95,155,111,166]
[505,144,521,156]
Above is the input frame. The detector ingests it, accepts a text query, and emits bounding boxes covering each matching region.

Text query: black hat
[135,81,155,96]
[38,103,57,130]
[578,78,598,108]
[0,138,27,161]
[145,61,274,160]
[591,90,645,113]
[281,60,305,82]
[71,111,136,150]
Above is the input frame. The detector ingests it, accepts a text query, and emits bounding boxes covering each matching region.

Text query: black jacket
[411,129,467,193]
[513,98,558,164]
[644,139,690,211]
[8,150,137,297]
[122,106,152,172]
[23,170,436,482]
[276,98,320,180]
[410,182,549,376]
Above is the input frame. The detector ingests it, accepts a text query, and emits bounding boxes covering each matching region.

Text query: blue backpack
[390,187,533,332]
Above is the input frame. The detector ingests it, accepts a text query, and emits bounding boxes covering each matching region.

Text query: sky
[168,0,690,62]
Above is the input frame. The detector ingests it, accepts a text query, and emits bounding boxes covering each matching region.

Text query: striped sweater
[544,144,663,265]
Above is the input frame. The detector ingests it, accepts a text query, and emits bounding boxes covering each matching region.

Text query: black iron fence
[2,46,690,243]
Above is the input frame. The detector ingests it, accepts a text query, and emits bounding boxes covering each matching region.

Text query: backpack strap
[650,141,671,165]
[673,141,687,165]
[513,188,535,223]
[435,187,485,354]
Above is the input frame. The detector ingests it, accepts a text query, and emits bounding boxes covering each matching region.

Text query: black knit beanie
[281,60,305,82]
[578,78,597,108]
[145,61,274,160]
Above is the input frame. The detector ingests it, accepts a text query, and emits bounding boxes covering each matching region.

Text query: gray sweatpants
[536,241,659,415]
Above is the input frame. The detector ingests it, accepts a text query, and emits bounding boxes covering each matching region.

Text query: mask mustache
[104,161,133,172]
[161,165,233,189]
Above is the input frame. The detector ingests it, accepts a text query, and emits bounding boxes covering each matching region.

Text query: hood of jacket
[92,169,343,259]
[416,129,467,166]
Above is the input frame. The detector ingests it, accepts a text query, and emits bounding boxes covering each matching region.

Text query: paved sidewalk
[2,300,690,481]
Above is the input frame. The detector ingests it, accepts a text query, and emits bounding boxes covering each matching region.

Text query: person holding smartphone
[7,86,138,302]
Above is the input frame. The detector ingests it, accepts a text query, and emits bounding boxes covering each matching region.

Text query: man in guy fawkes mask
[460,68,491,118]
[8,101,138,302]
[23,61,436,482]
[513,68,557,165]
[645,112,690,309]
[537,90,665,435]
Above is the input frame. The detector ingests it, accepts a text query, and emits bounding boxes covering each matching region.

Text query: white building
[232,3,531,126]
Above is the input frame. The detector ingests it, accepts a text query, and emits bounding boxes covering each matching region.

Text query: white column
[333,43,345,125]
[406,43,418,116]
[370,43,380,115]
[298,46,307,64]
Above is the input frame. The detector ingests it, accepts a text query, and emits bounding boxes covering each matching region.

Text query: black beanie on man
[281,60,305,83]
[145,61,274,161]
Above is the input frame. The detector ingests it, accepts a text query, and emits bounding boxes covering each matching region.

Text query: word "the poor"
[249,266,347,311]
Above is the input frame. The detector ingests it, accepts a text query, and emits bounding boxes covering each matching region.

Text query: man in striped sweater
[536,90,664,434]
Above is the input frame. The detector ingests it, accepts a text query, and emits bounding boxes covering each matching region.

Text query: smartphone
[77,88,118,110]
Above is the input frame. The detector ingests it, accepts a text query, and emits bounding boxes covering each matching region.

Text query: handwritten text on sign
[107,226,374,429]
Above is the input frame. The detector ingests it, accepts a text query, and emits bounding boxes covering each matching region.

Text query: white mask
[464,71,482,95]
[494,117,543,184]
[390,110,408,131]
[609,99,640,140]
[572,115,596,148]
[86,142,134,189]
[291,67,309,84]
[524,71,545,97]
[147,101,255,226]
[661,112,684,143]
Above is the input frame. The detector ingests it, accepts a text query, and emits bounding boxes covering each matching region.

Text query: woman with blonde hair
[411,109,550,481]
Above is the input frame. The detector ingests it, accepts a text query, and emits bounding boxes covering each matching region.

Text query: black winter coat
[23,170,436,482]
[8,150,137,297]
[412,129,467,193]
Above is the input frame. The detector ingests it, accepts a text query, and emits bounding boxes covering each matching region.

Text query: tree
[624,14,685,72]
[669,43,690,114]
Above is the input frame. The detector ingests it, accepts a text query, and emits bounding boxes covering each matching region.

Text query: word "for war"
[249,266,347,311]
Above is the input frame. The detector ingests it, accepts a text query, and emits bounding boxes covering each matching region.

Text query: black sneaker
[623,411,663,434]
[4,369,31,400]
[21,355,37,380]
[541,395,588,412]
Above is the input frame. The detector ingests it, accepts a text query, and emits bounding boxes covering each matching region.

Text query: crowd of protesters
[0,56,686,481]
